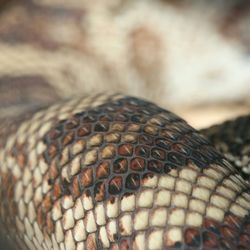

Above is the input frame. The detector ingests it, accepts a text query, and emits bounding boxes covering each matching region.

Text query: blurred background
[0,0,249,129]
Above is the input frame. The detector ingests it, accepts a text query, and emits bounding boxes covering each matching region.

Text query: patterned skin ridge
[0,94,249,250]
[201,115,250,184]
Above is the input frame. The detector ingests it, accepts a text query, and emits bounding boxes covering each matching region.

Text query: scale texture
[201,115,250,184]
[0,94,249,250]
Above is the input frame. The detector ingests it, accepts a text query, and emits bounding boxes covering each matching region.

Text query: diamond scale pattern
[0,95,249,250]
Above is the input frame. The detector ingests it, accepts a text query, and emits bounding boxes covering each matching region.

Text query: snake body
[202,115,250,184]
[0,94,249,250]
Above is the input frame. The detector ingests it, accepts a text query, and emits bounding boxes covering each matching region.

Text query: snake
[201,115,250,184]
[0,1,250,250]
[0,93,249,250]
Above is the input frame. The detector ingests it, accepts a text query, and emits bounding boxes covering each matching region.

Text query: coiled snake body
[0,94,249,250]
[202,115,250,184]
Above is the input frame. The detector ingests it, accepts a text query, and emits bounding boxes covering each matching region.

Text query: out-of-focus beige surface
[178,104,250,129]
[0,0,249,128]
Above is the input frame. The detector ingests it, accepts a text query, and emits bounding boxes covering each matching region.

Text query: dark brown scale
[130,157,145,171]
[61,179,71,196]
[52,180,62,200]
[151,147,166,161]
[113,114,129,122]
[16,153,27,169]
[203,218,221,234]
[94,122,109,132]
[120,239,130,250]
[118,144,133,156]
[41,193,53,213]
[46,142,58,160]
[125,173,140,190]
[135,145,150,157]
[155,138,171,150]
[240,233,250,248]
[94,181,106,201]
[190,150,209,168]
[202,231,220,248]
[167,152,186,166]
[48,160,59,180]
[109,176,123,194]
[80,167,93,188]
[184,228,201,247]
[172,143,190,156]
[99,114,113,122]
[113,158,128,174]
[71,176,81,199]
[47,127,62,140]
[65,117,80,130]
[160,129,180,141]
[96,162,110,179]
[46,214,54,235]
[148,159,164,173]
[139,134,154,145]
[62,131,75,146]
[220,225,237,239]
[131,115,147,124]
[37,207,46,228]
[82,114,97,123]
[223,212,241,228]
[77,124,92,137]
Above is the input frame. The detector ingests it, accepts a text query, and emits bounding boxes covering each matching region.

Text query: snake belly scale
[0,94,249,250]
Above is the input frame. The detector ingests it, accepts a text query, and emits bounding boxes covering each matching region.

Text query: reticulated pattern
[0,95,249,250]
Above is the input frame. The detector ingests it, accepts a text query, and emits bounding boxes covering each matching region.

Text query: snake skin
[0,94,249,250]
[201,115,250,184]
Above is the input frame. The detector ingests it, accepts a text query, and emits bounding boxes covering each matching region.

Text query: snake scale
[0,1,250,250]
[0,94,249,250]
[202,115,250,184]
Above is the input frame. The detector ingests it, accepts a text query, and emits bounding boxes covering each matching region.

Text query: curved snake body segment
[0,94,250,250]
[201,115,250,184]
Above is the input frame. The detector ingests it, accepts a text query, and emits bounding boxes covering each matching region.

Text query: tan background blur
[0,0,249,129]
